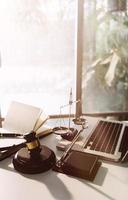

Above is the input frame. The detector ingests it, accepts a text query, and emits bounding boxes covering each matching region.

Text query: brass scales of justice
[53,88,87,141]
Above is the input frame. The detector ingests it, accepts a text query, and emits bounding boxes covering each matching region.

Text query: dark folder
[58,151,101,181]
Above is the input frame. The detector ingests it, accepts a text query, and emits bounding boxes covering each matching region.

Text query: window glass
[0,0,76,116]
[82,0,128,113]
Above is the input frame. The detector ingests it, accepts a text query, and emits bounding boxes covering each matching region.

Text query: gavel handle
[0,133,24,138]
[0,142,26,161]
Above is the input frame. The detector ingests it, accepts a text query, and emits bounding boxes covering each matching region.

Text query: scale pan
[53,126,78,141]
[53,126,71,135]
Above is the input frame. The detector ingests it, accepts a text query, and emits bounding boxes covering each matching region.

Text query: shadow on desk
[0,156,107,186]
[21,166,110,200]
[0,158,72,200]
[28,171,73,200]
[0,157,111,200]
[21,166,113,200]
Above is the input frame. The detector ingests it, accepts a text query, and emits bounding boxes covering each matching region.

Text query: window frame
[75,0,83,118]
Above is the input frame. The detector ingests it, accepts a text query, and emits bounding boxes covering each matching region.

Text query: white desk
[0,124,128,200]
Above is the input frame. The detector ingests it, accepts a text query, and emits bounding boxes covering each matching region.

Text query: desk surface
[0,117,128,200]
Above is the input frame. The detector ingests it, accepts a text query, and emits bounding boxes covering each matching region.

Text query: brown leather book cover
[62,151,101,181]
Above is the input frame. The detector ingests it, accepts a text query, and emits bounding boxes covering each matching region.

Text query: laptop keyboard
[83,120,124,161]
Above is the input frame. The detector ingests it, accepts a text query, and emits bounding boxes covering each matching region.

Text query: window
[0,0,77,116]
[80,0,128,115]
[1,0,127,118]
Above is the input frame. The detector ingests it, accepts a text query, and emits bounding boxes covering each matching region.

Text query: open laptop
[75,119,128,163]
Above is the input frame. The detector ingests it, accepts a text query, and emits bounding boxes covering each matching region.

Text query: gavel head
[13,130,56,174]
[24,131,41,159]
